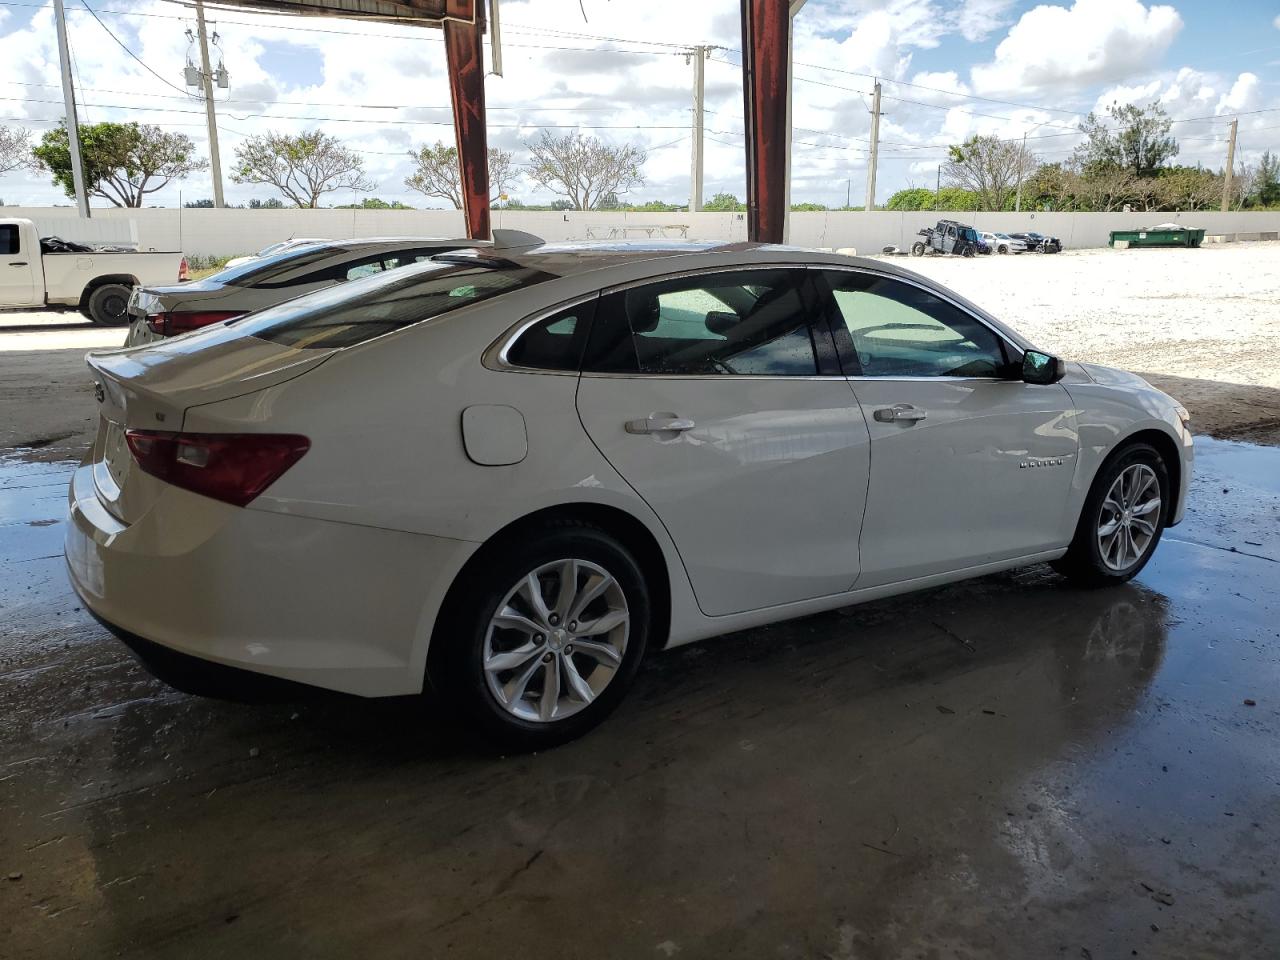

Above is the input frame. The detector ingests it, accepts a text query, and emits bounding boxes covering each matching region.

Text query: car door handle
[874,404,927,423]
[625,416,696,435]
[8,261,27,267]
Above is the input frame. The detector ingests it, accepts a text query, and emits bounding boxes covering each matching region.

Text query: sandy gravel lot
[2,242,1279,456]
[891,241,1280,441]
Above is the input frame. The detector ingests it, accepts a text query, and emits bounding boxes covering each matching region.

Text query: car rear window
[237,258,555,349]
[212,245,339,286]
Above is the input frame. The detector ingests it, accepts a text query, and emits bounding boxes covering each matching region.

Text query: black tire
[998,245,1009,255]
[960,245,975,258]
[1053,442,1169,587]
[87,283,132,326]
[910,241,926,257]
[427,522,651,751]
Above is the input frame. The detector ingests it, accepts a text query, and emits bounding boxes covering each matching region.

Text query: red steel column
[740,0,790,243]
[444,3,490,240]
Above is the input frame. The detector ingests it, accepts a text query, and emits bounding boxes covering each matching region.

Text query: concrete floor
[2,433,1278,959]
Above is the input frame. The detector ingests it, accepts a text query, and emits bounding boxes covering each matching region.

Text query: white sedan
[981,231,1027,254]
[67,239,1193,749]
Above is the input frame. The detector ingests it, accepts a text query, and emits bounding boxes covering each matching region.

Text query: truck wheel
[87,283,132,326]
[961,245,975,258]
[910,242,926,257]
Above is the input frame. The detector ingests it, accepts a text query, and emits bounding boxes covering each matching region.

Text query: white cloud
[953,0,1017,42]
[971,0,1183,95]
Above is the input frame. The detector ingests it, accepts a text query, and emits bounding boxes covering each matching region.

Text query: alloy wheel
[1096,463,1162,572]
[482,559,630,723]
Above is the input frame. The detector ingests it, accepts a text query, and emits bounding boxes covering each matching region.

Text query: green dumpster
[1109,227,1205,248]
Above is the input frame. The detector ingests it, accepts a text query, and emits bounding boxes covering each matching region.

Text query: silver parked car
[124,237,475,346]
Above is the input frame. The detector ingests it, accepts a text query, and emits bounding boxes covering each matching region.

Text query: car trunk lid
[85,326,334,524]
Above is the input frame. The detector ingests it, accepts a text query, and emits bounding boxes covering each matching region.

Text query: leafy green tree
[1074,102,1178,178]
[885,188,935,211]
[334,197,414,209]
[231,130,374,208]
[1251,151,1280,207]
[703,192,745,211]
[33,121,207,207]
[248,197,284,209]
[790,202,828,211]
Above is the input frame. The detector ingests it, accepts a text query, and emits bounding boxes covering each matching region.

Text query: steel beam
[740,0,789,243]
[444,5,490,239]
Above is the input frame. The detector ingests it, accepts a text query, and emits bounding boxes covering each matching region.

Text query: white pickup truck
[1,218,187,325]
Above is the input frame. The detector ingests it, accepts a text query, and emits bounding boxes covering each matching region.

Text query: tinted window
[825,272,1007,378]
[239,259,554,350]
[506,300,596,371]
[0,224,17,255]
[345,259,384,281]
[214,246,342,286]
[585,270,818,376]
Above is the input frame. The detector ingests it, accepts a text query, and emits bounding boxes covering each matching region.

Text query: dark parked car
[1009,231,1062,254]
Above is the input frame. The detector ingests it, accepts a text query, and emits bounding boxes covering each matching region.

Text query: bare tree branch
[526,131,645,210]
[405,141,515,207]
[0,124,31,176]
[231,130,375,208]
[942,135,1036,211]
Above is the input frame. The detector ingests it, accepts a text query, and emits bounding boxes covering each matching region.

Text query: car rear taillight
[145,311,244,336]
[125,430,310,507]
[178,257,190,282]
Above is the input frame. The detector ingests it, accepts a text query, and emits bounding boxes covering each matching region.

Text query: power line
[77,0,195,98]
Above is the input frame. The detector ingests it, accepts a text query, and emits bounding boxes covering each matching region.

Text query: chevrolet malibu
[67,240,1193,749]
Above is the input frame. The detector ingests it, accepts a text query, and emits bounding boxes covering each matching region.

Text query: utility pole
[844,178,851,209]
[194,0,225,208]
[1221,118,1238,212]
[53,0,89,218]
[689,45,706,213]
[864,80,881,212]
[935,165,941,211]
[1014,129,1029,212]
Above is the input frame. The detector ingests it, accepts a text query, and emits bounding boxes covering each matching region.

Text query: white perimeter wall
[6,206,1280,257]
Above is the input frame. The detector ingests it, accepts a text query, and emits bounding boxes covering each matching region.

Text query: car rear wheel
[998,244,1009,255]
[87,283,132,326]
[1054,443,1169,587]
[428,522,651,751]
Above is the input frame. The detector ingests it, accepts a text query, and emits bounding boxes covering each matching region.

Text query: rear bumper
[65,464,478,697]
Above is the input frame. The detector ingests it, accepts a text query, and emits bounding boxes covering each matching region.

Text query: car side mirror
[1022,349,1066,385]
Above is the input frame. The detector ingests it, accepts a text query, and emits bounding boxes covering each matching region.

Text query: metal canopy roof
[202,0,476,26]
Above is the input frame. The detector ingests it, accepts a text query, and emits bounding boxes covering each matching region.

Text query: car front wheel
[428,522,651,750]
[1054,442,1169,586]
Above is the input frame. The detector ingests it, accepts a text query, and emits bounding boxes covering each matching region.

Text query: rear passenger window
[346,260,384,281]
[505,300,596,371]
[584,269,818,376]
[0,224,17,255]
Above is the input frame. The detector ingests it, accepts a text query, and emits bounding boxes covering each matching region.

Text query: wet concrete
[2,439,1278,959]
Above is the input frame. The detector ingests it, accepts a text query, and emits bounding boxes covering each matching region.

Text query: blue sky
[1,0,1277,208]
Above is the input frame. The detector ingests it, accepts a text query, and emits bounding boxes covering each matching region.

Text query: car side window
[0,224,18,256]
[584,269,819,376]
[824,272,1008,379]
[505,300,597,371]
[346,259,385,281]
